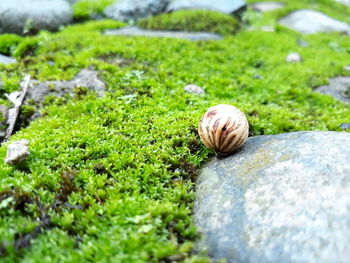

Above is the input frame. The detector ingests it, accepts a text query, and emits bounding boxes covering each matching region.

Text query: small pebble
[340,123,350,130]
[297,39,309,47]
[184,84,205,95]
[286,52,302,63]
[5,139,30,165]
[344,65,350,71]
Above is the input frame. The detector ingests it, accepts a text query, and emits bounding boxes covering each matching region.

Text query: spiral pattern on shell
[198,104,249,156]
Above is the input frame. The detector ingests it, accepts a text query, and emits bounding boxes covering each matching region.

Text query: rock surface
[104,0,169,22]
[24,69,105,118]
[340,123,350,130]
[184,84,205,95]
[104,27,223,40]
[315,76,350,105]
[335,0,350,6]
[251,2,284,12]
[0,55,16,65]
[279,9,350,34]
[5,139,30,165]
[166,0,246,14]
[286,52,302,63]
[195,131,350,263]
[0,0,72,34]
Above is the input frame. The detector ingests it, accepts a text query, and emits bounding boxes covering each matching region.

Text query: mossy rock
[138,10,240,35]
[73,0,116,21]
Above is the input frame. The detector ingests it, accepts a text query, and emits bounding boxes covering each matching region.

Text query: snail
[198,104,249,156]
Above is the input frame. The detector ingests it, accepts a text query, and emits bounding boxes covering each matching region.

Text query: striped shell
[198,104,249,156]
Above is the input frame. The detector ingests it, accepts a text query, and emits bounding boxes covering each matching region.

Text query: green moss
[73,0,117,21]
[0,34,23,56]
[0,0,350,261]
[13,38,39,58]
[138,10,240,35]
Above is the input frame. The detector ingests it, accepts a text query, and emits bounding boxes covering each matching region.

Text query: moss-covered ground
[0,0,349,262]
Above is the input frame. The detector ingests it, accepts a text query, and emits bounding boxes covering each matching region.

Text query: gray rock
[104,26,223,40]
[297,39,309,47]
[195,131,350,263]
[0,55,16,65]
[335,0,350,6]
[5,139,30,165]
[0,0,72,35]
[344,65,350,71]
[315,76,350,105]
[25,69,105,118]
[104,0,169,22]
[340,123,350,130]
[251,2,284,12]
[184,84,205,95]
[279,9,350,34]
[65,0,80,4]
[286,52,302,63]
[167,0,246,14]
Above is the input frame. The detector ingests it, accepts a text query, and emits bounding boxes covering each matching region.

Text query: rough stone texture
[0,0,73,35]
[315,76,350,105]
[279,9,350,34]
[104,27,223,40]
[286,52,302,63]
[251,2,284,12]
[5,139,30,165]
[0,54,16,65]
[340,123,350,130]
[24,69,105,118]
[104,0,170,22]
[184,84,205,95]
[167,0,246,14]
[195,131,350,263]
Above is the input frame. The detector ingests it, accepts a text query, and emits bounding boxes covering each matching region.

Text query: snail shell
[198,104,249,156]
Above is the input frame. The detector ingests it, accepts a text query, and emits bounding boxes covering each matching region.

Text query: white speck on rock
[5,139,30,165]
[286,52,302,63]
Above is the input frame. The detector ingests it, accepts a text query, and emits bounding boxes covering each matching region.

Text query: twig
[3,75,31,142]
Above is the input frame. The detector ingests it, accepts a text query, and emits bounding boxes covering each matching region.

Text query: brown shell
[198,104,249,156]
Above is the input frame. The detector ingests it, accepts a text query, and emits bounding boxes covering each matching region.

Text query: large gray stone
[315,76,350,105]
[279,9,350,34]
[104,26,223,40]
[0,55,16,65]
[195,131,350,263]
[104,0,170,22]
[166,0,246,14]
[0,0,72,35]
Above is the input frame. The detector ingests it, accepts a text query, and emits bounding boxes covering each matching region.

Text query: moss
[138,10,240,35]
[0,0,349,261]
[73,0,117,21]
[0,34,23,56]
[13,38,39,58]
